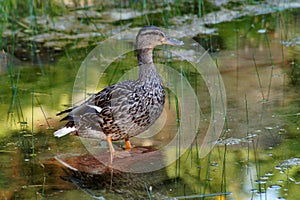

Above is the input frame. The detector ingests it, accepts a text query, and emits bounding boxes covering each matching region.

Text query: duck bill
[164,37,184,46]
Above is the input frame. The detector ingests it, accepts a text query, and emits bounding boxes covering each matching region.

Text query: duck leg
[106,136,134,166]
[125,137,132,150]
[106,136,115,165]
[125,137,143,154]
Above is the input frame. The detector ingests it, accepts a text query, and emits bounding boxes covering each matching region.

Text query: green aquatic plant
[253,54,265,101]
[264,32,275,101]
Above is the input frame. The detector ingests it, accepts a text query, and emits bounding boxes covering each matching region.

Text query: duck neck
[137,48,153,65]
[138,62,160,82]
[137,48,161,82]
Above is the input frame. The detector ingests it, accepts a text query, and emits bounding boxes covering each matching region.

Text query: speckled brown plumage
[54,26,184,163]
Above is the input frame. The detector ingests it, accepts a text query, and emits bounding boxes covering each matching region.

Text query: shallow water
[0,5,300,200]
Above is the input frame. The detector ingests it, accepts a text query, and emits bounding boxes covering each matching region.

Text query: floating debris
[260,176,269,180]
[217,133,259,145]
[250,188,258,193]
[257,29,267,34]
[268,153,273,157]
[265,172,273,176]
[255,190,266,195]
[217,137,241,145]
[246,133,258,139]
[264,126,273,130]
[268,184,282,190]
[255,179,267,184]
[288,177,300,184]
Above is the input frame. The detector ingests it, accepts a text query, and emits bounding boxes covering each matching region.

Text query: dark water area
[0,1,299,200]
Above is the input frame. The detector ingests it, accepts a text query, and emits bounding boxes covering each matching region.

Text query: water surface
[0,5,299,200]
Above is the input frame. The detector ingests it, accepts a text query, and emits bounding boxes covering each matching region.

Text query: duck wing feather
[54,80,136,139]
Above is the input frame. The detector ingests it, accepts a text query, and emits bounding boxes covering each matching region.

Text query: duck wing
[54,80,135,139]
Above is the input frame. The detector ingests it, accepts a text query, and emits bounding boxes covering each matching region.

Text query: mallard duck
[54,26,184,164]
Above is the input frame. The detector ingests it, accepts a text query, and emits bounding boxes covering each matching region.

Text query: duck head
[136,26,184,65]
[136,26,184,50]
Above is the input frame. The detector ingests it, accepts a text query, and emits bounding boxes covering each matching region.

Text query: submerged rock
[207,0,231,7]
[99,8,164,22]
[200,8,241,25]
[43,148,170,199]
[170,16,217,37]
[4,0,300,61]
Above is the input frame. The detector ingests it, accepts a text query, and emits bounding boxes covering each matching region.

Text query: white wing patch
[87,105,102,113]
[54,127,76,137]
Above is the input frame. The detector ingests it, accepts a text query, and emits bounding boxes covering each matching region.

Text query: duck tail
[56,106,77,122]
[56,107,77,116]
[54,121,76,137]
